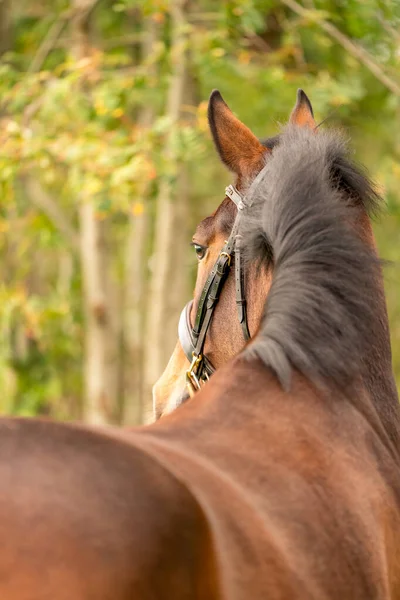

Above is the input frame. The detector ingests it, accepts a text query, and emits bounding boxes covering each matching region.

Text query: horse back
[136,365,400,600]
[0,418,218,600]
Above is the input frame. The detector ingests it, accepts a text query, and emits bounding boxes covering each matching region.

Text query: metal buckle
[186,352,202,397]
[219,251,232,267]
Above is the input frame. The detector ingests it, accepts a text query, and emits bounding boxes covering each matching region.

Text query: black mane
[241,126,382,391]
[260,131,381,215]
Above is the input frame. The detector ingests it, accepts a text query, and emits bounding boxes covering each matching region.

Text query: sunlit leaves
[1,0,400,417]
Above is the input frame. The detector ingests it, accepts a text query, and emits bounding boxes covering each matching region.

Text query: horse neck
[356,211,400,445]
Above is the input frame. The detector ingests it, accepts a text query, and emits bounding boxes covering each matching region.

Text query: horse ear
[208,90,266,178]
[289,89,316,129]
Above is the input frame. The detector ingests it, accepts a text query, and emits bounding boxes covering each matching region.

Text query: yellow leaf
[84,178,103,196]
[0,220,9,233]
[94,101,107,115]
[197,101,208,132]
[132,202,144,216]
[112,108,123,118]
[392,163,400,179]
[331,94,351,106]
[238,50,251,65]
[211,48,225,58]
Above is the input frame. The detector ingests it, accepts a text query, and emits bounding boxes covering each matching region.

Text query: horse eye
[192,244,206,260]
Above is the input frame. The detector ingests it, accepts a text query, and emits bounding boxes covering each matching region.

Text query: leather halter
[178,180,257,397]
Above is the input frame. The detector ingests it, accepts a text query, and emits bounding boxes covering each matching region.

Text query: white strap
[225,185,245,210]
[225,163,268,211]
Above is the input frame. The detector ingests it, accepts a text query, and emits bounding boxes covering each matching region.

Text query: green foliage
[1,0,399,417]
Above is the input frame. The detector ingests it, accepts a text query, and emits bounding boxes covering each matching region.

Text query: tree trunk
[143,0,192,408]
[0,0,11,57]
[122,17,158,426]
[164,69,198,357]
[123,206,149,425]
[71,0,116,425]
[78,204,121,425]
[103,234,123,424]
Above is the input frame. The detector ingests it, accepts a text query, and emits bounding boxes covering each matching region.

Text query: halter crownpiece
[178,164,269,396]
[225,185,246,210]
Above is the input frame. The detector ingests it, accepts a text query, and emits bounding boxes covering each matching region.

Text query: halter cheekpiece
[178,167,266,397]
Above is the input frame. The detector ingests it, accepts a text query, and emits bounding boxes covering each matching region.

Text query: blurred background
[0,0,399,425]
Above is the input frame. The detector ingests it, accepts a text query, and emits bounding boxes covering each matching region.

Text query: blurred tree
[143,0,193,412]
[0,0,11,57]
[0,0,399,423]
[71,0,118,425]
[123,12,158,425]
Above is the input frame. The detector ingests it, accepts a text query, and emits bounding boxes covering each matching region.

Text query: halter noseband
[178,179,257,397]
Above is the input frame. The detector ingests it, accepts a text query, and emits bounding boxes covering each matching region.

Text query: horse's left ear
[208,90,267,179]
[289,89,316,129]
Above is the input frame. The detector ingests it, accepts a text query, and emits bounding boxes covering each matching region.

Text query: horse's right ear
[208,90,266,179]
[289,89,316,129]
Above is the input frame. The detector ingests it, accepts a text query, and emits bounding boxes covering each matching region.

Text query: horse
[0,91,399,599]
[154,90,400,451]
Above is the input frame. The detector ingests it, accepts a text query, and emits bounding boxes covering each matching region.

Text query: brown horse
[0,91,399,599]
[154,90,400,447]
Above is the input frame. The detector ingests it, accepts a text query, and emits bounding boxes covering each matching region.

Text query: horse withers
[0,91,399,599]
